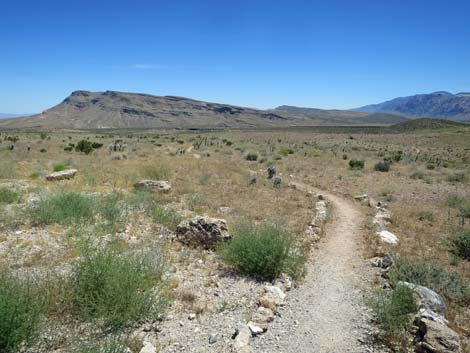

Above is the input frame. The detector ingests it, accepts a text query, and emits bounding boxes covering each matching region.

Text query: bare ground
[252,189,386,353]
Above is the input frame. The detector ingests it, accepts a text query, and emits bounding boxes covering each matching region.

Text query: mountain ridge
[355,91,470,122]
[0,90,408,130]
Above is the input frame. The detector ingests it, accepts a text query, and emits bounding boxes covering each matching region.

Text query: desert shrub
[447,172,466,183]
[53,163,66,172]
[245,152,259,161]
[390,258,470,305]
[72,244,167,328]
[454,231,470,260]
[392,151,403,162]
[64,146,73,152]
[0,271,45,352]
[371,284,416,336]
[447,196,470,218]
[278,148,294,156]
[374,161,390,172]
[416,210,435,222]
[39,132,48,140]
[151,205,182,230]
[91,142,103,149]
[31,192,96,226]
[219,221,304,281]
[447,195,464,208]
[75,140,93,154]
[39,148,47,153]
[410,170,427,180]
[98,194,125,232]
[460,201,470,218]
[342,154,348,160]
[349,159,364,170]
[426,162,436,170]
[0,188,20,204]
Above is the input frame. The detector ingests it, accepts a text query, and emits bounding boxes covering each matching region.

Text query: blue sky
[1,0,469,113]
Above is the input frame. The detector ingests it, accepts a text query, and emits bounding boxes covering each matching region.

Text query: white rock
[139,341,157,353]
[377,230,399,245]
[233,325,251,349]
[247,322,264,335]
[45,169,77,181]
[134,180,171,192]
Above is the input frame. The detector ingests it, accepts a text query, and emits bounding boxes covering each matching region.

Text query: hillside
[389,118,468,132]
[0,91,408,130]
[355,91,470,122]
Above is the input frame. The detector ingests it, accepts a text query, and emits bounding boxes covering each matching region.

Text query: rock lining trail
[253,187,385,353]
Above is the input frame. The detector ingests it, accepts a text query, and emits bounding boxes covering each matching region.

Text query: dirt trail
[253,188,384,353]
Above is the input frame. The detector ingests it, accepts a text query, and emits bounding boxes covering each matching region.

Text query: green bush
[374,161,390,172]
[245,152,259,161]
[390,257,470,305]
[447,173,465,182]
[53,164,66,172]
[349,159,364,170]
[278,148,294,156]
[454,231,470,260]
[98,194,125,232]
[31,192,96,226]
[0,188,20,204]
[64,146,73,152]
[0,271,45,352]
[72,244,167,328]
[219,221,304,281]
[75,140,93,154]
[371,284,416,331]
[91,142,104,149]
[151,205,182,230]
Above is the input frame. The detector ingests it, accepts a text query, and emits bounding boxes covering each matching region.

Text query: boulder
[134,180,171,192]
[233,324,251,350]
[400,282,447,315]
[45,169,77,181]
[251,306,275,329]
[175,216,230,249]
[377,230,399,245]
[415,317,461,353]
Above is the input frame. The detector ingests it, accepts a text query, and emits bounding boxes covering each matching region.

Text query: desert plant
[416,210,435,222]
[53,163,66,172]
[371,284,416,345]
[390,257,470,305]
[454,231,470,260]
[0,271,45,352]
[0,188,20,204]
[151,205,182,230]
[141,164,170,180]
[374,161,390,172]
[72,244,168,328]
[278,148,294,156]
[75,140,93,154]
[349,159,364,170]
[91,142,104,149]
[219,221,304,280]
[72,336,129,353]
[31,192,96,226]
[447,173,465,183]
[245,152,259,161]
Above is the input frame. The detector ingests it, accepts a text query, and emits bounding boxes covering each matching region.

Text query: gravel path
[252,189,385,353]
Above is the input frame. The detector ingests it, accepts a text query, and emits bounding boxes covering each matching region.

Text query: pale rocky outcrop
[134,180,171,191]
[45,169,77,181]
[175,216,230,249]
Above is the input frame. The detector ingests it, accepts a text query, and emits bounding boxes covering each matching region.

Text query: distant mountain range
[0,90,408,129]
[0,113,29,119]
[355,91,470,122]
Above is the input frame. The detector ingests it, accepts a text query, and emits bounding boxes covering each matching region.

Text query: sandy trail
[253,188,384,353]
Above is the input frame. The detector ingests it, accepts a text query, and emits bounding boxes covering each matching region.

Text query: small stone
[188,313,196,320]
[208,333,218,344]
[139,341,157,353]
[247,322,264,335]
[233,324,251,349]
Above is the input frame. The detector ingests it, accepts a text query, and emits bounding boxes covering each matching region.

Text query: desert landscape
[1,117,469,353]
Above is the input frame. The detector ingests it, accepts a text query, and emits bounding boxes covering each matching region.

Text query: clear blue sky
[1,0,469,113]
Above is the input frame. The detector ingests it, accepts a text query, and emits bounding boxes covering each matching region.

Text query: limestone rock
[139,341,157,353]
[400,282,447,315]
[415,317,461,353]
[175,216,230,249]
[377,230,399,245]
[233,324,251,350]
[45,169,77,181]
[134,180,171,192]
